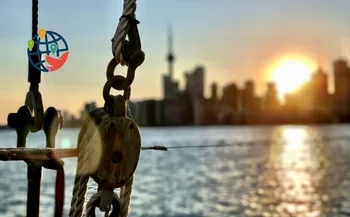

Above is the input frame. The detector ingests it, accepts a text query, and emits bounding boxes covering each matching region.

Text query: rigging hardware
[3,0,147,216]
[6,0,65,216]
[69,0,144,216]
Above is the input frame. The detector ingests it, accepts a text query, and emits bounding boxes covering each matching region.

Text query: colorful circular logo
[27,28,69,73]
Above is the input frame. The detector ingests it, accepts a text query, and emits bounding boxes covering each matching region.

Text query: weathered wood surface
[0,145,166,162]
[0,148,77,161]
[92,116,141,189]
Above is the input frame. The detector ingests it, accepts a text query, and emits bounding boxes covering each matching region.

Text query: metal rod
[141,146,168,151]
[0,148,77,161]
[27,161,42,217]
[28,0,41,87]
[54,168,65,217]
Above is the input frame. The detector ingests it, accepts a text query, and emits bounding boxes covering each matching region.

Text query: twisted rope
[120,176,134,217]
[112,0,137,66]
[32,0,38,38]
[71,176,89,217]
[69,175,82,216]
[69,116,102,217]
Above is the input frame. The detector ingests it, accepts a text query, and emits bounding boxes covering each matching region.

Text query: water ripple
[1,126,350,216]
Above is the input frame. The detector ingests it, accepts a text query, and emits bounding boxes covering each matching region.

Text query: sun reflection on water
[277,127,321,215]
[282,127,307,149]
[243,126,333,216]
[279,126,318,169]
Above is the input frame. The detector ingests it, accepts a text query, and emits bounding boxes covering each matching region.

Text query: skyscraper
[162,26,179,100]
[211,82,218,101]
[185,66,205,125]
[333,58,350,113]
[245,80,254,98]
[311,68,329,110]
[161,26,186,125]
[241,80,259,112]
[185,66,205,100]
[166,25,175,79]
[265,82,279,111]
[294,81,313,111]
[221,83,239,110]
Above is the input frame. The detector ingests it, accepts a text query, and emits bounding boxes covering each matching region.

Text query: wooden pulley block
[77,107,141,189]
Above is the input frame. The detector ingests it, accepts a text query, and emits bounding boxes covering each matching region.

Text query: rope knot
[112,0,141,66]
[119,14,140,25]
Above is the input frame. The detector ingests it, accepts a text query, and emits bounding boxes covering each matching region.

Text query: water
[1,125,350,217]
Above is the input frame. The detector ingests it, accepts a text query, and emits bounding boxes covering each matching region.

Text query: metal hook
[86,191,121,217]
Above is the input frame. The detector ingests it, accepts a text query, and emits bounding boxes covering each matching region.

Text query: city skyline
[52,56,350,128]
[1,0,350,124]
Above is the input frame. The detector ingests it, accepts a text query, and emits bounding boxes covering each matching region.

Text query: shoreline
[0,122,349,130]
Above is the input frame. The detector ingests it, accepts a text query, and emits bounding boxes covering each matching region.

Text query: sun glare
[268,56,316,98]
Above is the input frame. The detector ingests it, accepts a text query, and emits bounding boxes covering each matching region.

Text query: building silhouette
[333,59,350,115]
[203,82,219,125]
[241,80,260,113]
[162,26,179,101]
[311,68,329,111]
[128,27,206,126]
[221,83,239,110]
[219,83,241,124]
[265,82,279,112]
[56,31,350,127]
[185,66,205,125]
[161,26,186,125]
[211,82,218,101]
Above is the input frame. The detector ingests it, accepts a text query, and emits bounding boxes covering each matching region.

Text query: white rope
[120,176,134,217]
[112,0,137,66]
[69,115,102,217]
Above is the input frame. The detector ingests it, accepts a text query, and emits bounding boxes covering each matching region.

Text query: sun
[269,57,316,97]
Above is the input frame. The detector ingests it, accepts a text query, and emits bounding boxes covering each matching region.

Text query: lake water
[1,125,350,217]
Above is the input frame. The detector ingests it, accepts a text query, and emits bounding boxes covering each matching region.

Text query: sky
[0,0,350,124]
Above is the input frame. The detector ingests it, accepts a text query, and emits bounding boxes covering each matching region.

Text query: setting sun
[268,55,317,98]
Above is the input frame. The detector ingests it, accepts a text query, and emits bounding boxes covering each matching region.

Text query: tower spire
[167,24,175,78]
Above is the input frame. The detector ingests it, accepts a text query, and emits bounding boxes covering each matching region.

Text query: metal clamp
[7,106,33,147]
[25,90,44,132]
[43,107,64,148]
